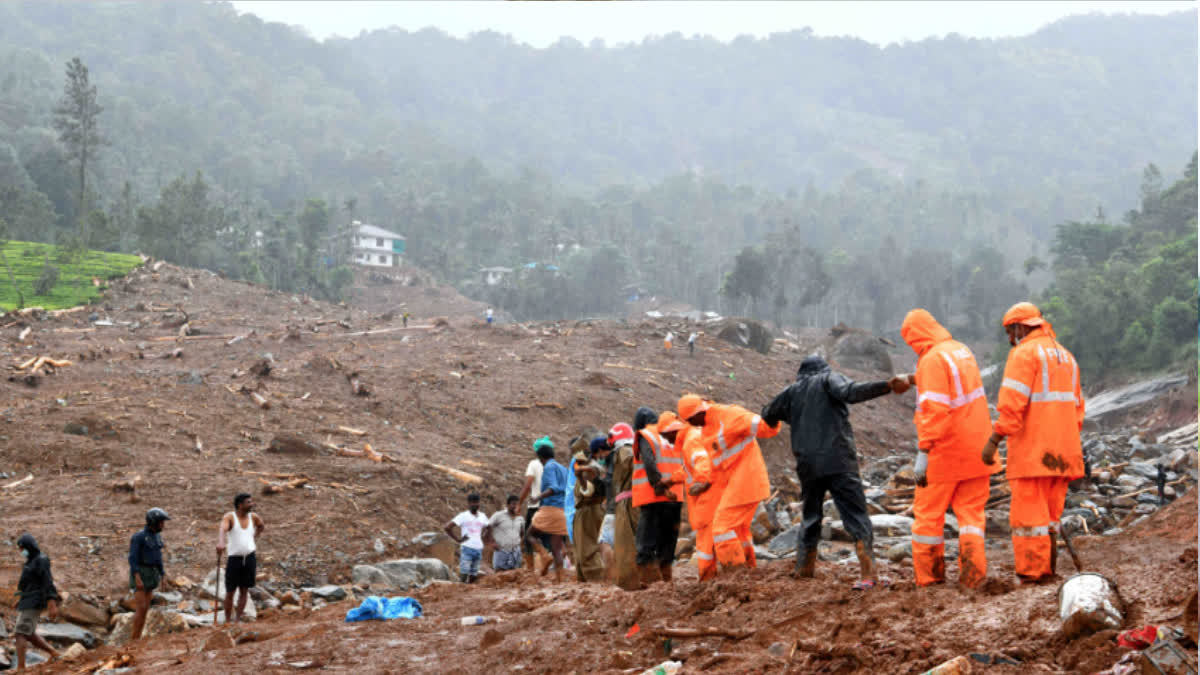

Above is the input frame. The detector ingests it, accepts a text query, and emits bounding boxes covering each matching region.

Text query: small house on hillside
[353,221,406,267]
[480,267,513,286]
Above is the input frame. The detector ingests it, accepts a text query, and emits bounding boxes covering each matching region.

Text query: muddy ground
[0,262,1193,673]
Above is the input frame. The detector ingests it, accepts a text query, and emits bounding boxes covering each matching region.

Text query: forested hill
[0,2,1194,211]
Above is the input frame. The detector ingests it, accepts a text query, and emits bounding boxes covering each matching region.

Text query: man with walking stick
[217,493,265,623]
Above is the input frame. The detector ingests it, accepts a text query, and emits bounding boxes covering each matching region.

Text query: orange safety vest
[633,428,684,506]
[701,404,779,508]
[995,327,1085,479]
[901,309,998,483]
[678,425,720,524]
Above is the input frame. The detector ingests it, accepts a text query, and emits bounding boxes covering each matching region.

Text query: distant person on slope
[445,493,489,583]
[761,357,909,590]
[900,309,997,589]
[217,493,266,622]
[486,307,494,325]
[13,533,60,670]
[984,302,1084,583]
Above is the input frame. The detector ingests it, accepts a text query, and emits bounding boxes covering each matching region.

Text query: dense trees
[0,2,1192,378]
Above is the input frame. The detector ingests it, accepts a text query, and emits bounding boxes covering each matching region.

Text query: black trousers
[797,471,873,555]
[523,507,552,553]
[635,501,682,565]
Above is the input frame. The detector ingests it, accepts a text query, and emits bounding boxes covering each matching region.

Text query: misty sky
[230,0,1193,47]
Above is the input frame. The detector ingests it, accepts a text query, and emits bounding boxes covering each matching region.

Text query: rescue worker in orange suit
[761,356,909,590]
[680,394,780,572]
[664,410,721,581]
[631,406,685,586]
[983,302,1085,582]
[900,309,998,588]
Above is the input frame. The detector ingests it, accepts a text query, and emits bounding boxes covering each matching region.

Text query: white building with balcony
[353,222,406,267]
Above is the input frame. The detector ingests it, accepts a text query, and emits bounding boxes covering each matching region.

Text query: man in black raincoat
[762,355,909,589]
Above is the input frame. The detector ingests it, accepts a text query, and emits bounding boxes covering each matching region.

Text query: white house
[352,221,406,267]
[480,267,513,286]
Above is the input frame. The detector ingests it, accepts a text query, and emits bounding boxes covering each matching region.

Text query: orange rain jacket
[632,426,684,506]
[901,309,998,483]
[699,404,780,508]
[995,326,1085,479]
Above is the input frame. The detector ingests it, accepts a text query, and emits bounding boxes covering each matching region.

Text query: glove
[981,435,1001,465]
[914,452,928,488]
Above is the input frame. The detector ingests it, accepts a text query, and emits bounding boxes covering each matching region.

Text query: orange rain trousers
[693,524,716,580]
[712,501,758,569]
[1009,476,1070,579]
[912,476,989,588]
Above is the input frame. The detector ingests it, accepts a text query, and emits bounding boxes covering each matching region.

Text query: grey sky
[230,1,1194,47]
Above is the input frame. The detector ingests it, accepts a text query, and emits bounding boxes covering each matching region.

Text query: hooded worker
[984,302,1085,582]
[900,309,998,588]
[761,356,909,590]
[571,435,611,582]
[631,406,684,586]
[666,407,721,581]
[607,422,641,590]
[681,394,780,573]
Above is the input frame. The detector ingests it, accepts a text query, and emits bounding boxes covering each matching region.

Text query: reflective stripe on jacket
[678,425,721,524]
[701,404,779,508]
[995,328,1085,479]
[633,429,683,506]
[901,309,998,482]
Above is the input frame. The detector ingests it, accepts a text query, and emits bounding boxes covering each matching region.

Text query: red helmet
[607,422,635,448]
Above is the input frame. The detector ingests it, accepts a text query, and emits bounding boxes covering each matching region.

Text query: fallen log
[337,426,367,436]
[650,626,752,640]
[430,463,483,484]
[2,474,33,489]
[259,477,309,495]
[501,401,565,411]
[17,326,30,342]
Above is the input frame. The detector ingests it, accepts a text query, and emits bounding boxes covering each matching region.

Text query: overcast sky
[230,1,1194,47]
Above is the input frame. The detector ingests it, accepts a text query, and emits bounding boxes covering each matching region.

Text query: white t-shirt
[452,510,489,550]
[489,510,524,550]
[525,459,543,508]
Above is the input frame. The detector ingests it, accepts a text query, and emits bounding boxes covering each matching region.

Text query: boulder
[830,327,893,374]
[870,515,914,537]
[108,609,188,646]
[751,504,776,544]
[60,593,109,627]
[767,525,802,556]
[1084,373,1188,424]
[714,318,773,355]
[1115,474,1148,489]
[986,511,1010,537]
[1125,462,1161,480]
[303,585,347,602]
[201,630,236,652]
[36,622,98,648]
[886,541,912,562]
[61,642,87,662]
[1134,503,1158,515]
[267,433,323,456]
[410,532,457,568]
[352,559,453,591]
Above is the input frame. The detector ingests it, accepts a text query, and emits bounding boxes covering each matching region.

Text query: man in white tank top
[217,493,266,623]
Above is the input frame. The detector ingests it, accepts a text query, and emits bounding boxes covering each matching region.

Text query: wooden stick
[337,426,367,436]
[650,626,752,640]
[2,474,33,489]
[430,463,483,484]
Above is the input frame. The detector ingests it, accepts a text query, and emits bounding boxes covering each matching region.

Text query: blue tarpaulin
[564,458,577,544]
[345,596,423,622]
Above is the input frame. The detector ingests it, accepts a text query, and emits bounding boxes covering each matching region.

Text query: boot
[854,540,875,582]
[660,564,673,583]
[1048,532,1059,576]
[795,549,818,578]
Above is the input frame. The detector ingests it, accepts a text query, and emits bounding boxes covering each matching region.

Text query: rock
[870,515,914,537]
[822,500,838,519]
[304,585,346,602]
[60,594,109,627]
[767,642,789,659]
[1111,495,1138,509]
[178,370,205,385]
[887,541,912,562]
[267,433,323,456]
[37,622,98,648]
[108,609,188,645]
[153,590,183,605]
[1096,471,1113,484]
[61,642,87,661]
[714,318,773,354]
[1134,503,1157,515]
[374,538,386,554]
[1162,448,1190,471]
[1126,462,1160,480]
[63,422,89,436]
[410,532,457,568]
[986,511,1010,536]
[1084,373,1188,423]
[675,538,694,558]
[1164,486,1177,499]
[1115,474,1148,489]
[831,326,893,373]
[201,630,236,651]
[352,559,453,591]
[767,524,802,556]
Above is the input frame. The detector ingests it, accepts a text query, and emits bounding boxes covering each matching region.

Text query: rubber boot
[855,540,875,582]
[660,564,673,583]
[1048,532,1058,576]
[795,549,818,578]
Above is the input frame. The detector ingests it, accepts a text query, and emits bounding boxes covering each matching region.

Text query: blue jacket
[539,460,568,508]
[128,528,164,572]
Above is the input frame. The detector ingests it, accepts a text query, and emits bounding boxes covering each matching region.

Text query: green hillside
[0,241,141,311]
